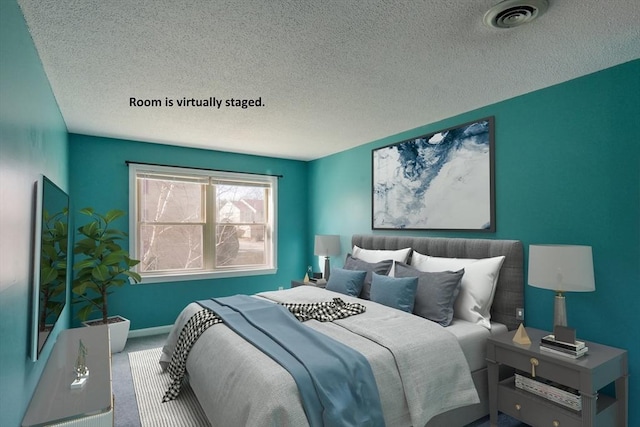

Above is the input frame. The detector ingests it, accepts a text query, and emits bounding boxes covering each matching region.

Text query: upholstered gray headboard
[351,235,524,330]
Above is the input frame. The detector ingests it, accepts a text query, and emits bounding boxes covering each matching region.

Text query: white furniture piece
[22,325,113,427]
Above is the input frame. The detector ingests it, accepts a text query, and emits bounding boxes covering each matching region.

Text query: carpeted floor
[129,347,210,426]
[113,334,529,427]
[112,334,169,427]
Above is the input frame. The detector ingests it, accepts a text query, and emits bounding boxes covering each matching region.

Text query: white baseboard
[128,324,173,338]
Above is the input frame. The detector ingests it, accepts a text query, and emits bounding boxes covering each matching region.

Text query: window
[128,164,277,283]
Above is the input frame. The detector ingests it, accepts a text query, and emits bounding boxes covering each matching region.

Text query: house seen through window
[129,164,277,283]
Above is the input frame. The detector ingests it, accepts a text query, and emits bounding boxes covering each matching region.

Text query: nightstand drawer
[498,379,580,427]
[495,347,581,389]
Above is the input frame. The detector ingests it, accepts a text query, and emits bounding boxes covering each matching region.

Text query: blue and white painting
[372,117,494,230]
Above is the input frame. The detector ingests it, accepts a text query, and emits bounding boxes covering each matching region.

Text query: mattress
[446,319,508,372]
[254,289,507,373]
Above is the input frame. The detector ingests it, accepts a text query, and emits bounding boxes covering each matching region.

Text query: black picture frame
[372,117,495,231]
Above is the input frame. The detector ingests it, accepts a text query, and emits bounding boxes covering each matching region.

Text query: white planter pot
[83,315,130,353]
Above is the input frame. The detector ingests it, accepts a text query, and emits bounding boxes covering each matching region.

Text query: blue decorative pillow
[370,273,418,313]
[343,254,393,300]
[394,262,464,326]
[325,268,367,297]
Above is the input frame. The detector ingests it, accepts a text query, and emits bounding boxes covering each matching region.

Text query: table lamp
[528,244,595,328]
[314,235,341,281]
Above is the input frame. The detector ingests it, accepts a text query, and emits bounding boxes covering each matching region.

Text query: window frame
[128,164,278,284]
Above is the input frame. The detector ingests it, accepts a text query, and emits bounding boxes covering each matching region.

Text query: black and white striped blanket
[162,297,366,403]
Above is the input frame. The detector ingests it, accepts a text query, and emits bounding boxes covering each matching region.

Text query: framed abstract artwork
[372,117,495,231]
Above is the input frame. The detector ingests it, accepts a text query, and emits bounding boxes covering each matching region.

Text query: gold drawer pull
[552,421,560,427]
[530,357,539,377]
[515,403,522,411]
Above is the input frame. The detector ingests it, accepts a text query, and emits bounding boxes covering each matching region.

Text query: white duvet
[160,286,479,427]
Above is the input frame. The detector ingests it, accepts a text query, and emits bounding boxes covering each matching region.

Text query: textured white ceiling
[17,0,640,161]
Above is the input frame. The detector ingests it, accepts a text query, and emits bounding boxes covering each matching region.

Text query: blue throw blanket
[198,295,385,427]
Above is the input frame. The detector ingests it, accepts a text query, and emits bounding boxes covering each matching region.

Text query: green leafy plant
[72,208,141,323]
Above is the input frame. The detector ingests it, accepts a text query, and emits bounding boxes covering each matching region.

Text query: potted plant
[72,208,141,353]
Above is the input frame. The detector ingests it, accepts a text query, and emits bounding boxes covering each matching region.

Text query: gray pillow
[325,267,367,297]
[343,254,393,300]
[394,262,464,326]
[370,273,418,313]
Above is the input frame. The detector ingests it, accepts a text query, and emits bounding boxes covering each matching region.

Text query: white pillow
[351,246,412,277]
[351,245,412,263]
[410,252,505,330]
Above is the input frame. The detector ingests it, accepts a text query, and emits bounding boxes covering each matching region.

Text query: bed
[160,235,524,427]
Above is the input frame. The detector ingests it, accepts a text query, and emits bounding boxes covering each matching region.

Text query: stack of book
[540,334,588,359]
[515,371,582,411]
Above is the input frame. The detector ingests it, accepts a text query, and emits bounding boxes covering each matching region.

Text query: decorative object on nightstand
[314,234,341,281]
[539,327,589,359]
[527,244,595,328]
[512,323,531,345]
[71,339,89,389]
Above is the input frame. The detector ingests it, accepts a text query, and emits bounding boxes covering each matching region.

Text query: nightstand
[291,280,326,288]
[487,327,628,427]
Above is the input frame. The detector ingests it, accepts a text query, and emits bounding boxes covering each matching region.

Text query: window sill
[134,267,277,284]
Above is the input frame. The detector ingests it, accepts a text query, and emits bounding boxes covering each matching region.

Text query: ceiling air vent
[484,0,549,29]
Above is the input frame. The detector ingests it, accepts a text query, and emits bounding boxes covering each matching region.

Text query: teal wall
[309,59,640,423]
[0,0,69,426]
[69,134,308,329]
[1,0,638,422]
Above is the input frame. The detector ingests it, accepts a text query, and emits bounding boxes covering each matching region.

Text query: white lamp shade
[314,235,341,257]
[528,245,595,292]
